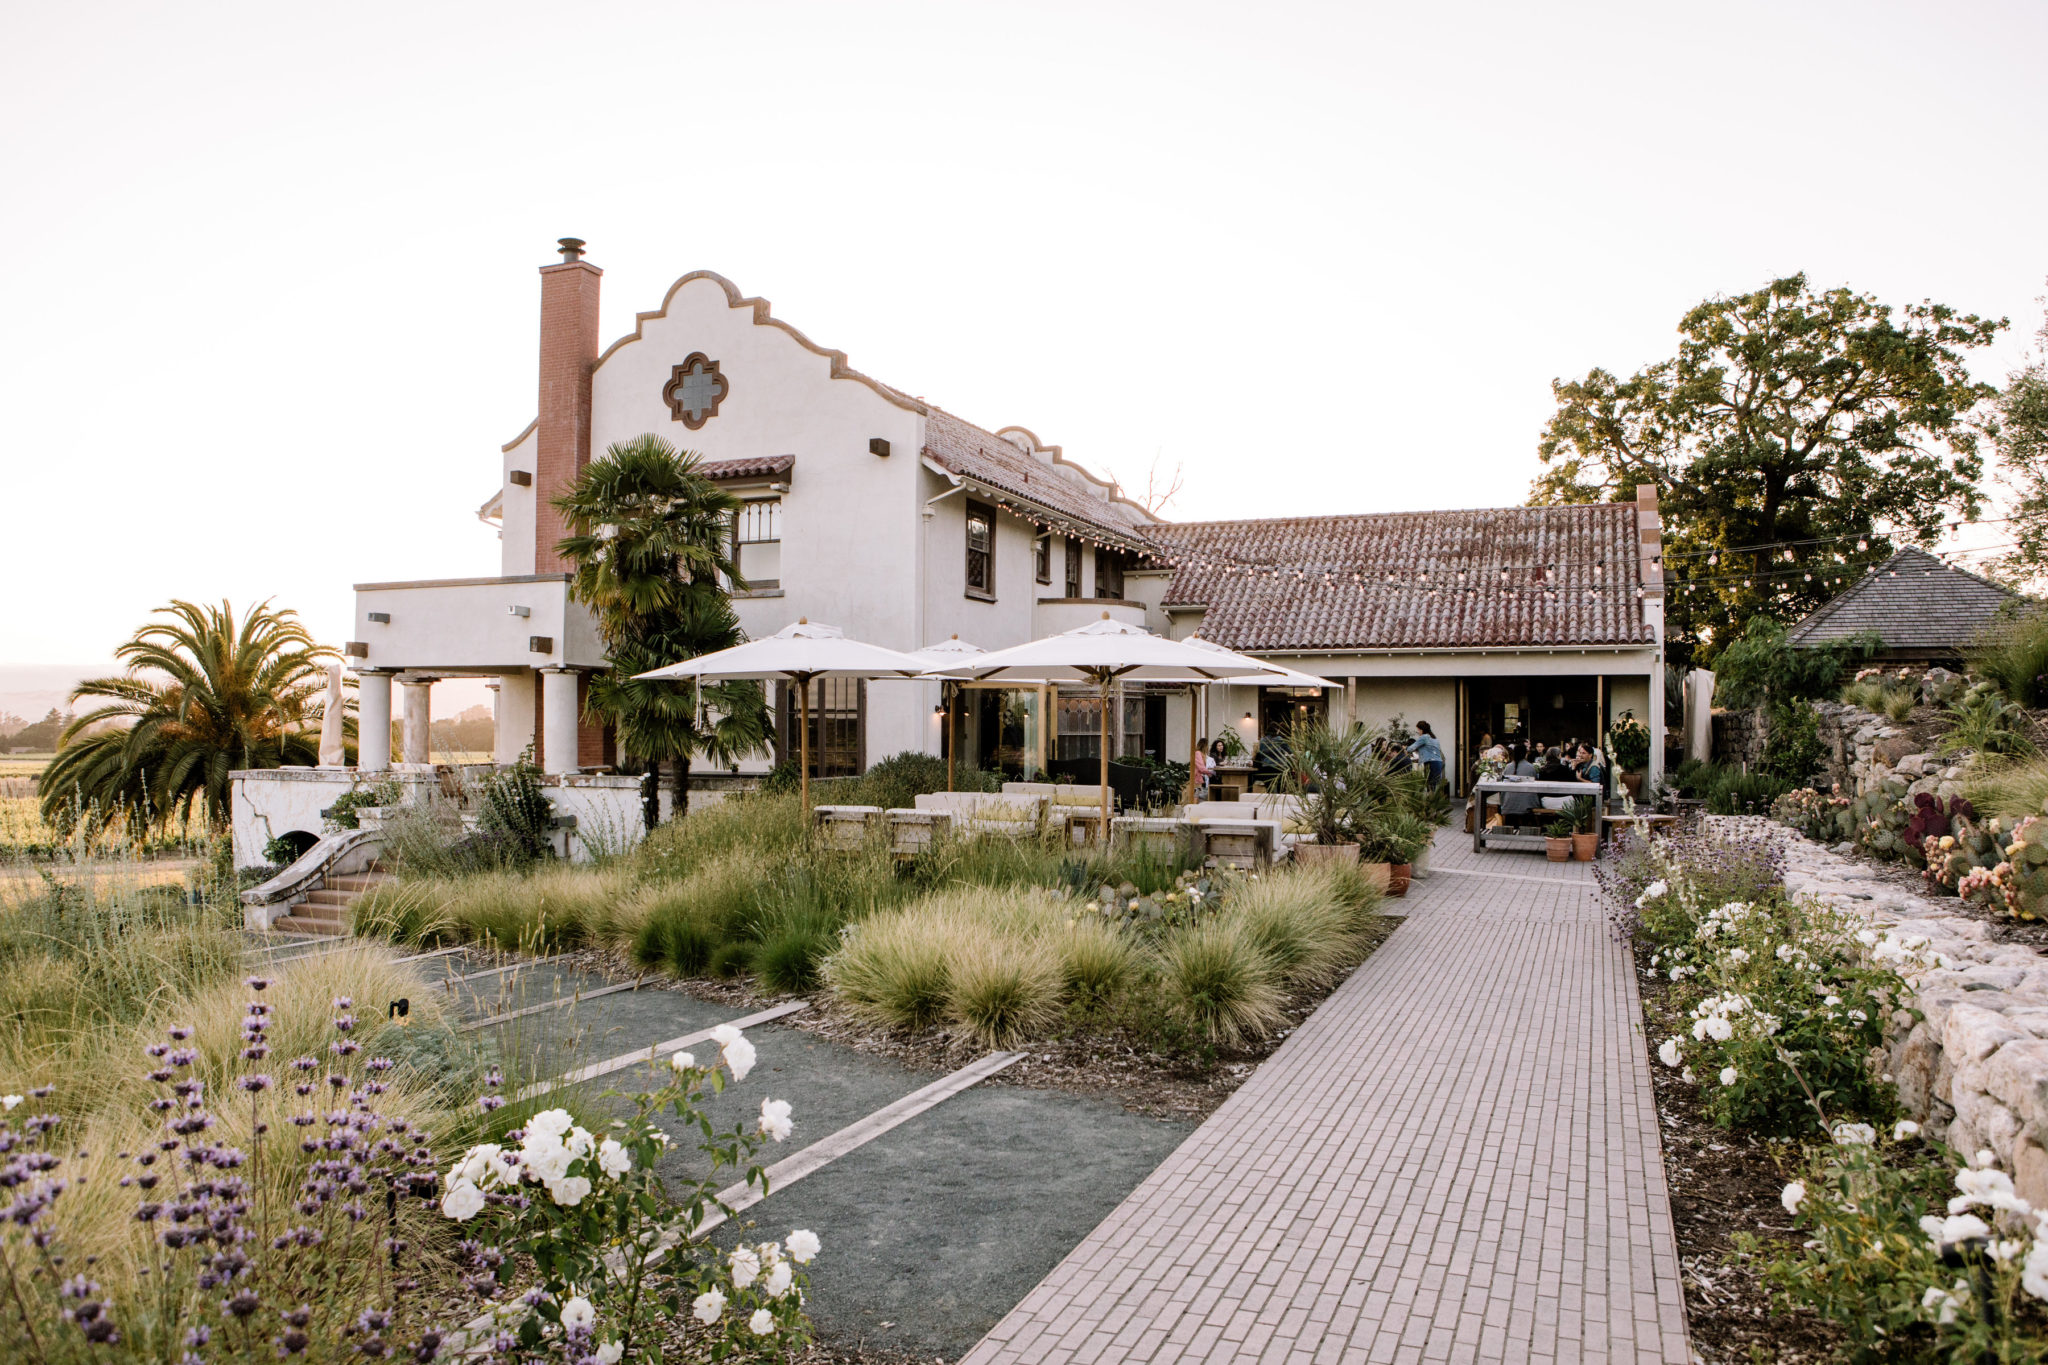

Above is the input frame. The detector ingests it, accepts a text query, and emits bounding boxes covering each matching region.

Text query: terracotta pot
[1545,837,1572,862]
[1387,863,1412,897]
[1359,862,1392,892]
[1294,842,1358,868]
[1571,832,1598,861]
[1619,770,1644,799]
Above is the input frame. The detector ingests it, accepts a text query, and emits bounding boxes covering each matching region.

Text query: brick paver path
[963,831,1690,1364]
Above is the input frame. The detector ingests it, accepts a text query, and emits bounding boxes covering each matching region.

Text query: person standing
[1190,736,1212,799]
[1406,720,1445,789]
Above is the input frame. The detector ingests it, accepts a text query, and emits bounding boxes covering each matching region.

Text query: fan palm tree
[556,434,772,820]
[39,600,349,833]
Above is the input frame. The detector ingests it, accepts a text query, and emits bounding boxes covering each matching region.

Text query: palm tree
[555,434,772,819]
[40,600,349,833]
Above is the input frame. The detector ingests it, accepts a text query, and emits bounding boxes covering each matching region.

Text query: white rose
[597,1138,631,1178]
[0,1096,20,1111]
[1895,1120,1921,1140]
[566,1127,595,1158]
[440,1179,486,1222]
[595,1343,623,1365]
[453,1143,501,1187]
[723,1035,757,1082]
[759,1099,793,1143]
[691,1289,726,1324]
[787,1229,820,1264]
[1781,1181,1805,1215]
[1719,1067,1738,1087]
[729,1245,761,1290]
[527,1109,574,1139]
[748,1309,775,1336]
[1657,1039,1683,1068]
[548,1176,593,1207]
[669,1050,696,1074]
[560,1296,595,1332]
[765,1262,794,1298]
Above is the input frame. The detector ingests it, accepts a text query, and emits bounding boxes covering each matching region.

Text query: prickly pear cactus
[1853,779,1916,864]
[1960,815,2048,921]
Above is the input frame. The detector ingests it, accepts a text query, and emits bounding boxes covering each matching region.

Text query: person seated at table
[1574,743,1608,795]
[1537,746,1581,813]
[1498,742,1542,826]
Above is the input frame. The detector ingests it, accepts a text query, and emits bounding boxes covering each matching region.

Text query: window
[1094,547,1124,600]
[1064,537,1082,598]
[1056,692,1103,762]
[1034,531,1052,584]
[965,500,995,599]
[780,677,862,777]
[732,498,781,590]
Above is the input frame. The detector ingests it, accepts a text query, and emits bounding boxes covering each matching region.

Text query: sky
[3,0,2045,711]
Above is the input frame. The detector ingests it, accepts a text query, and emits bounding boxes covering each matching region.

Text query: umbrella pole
[1099,678,1110,848]
[946,683,955,792]
[1186,683,1199,807]
[798,674,811,816]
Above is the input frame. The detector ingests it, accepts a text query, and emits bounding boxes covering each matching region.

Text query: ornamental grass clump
[1153,917,1284,1046]
[823,903,955,1030]
[1746,1136,2048,1362]
[946,934,1064,1046]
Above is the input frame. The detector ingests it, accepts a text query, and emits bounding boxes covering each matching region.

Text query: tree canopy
[555,435,772,819]
[1531,273,2004,665]
[40,600,346,832]
[1989,297,2048,586]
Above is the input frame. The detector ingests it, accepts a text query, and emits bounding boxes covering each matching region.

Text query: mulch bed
[1635,941,1843,1363]
[563,917,1399,1124]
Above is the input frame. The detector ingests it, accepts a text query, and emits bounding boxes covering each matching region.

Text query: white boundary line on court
[455,979,641,1033]
[694,1049,1024,1238]
[515,1001,811,1101]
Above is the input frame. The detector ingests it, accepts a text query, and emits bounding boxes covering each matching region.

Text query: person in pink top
[1190,736,1212,797]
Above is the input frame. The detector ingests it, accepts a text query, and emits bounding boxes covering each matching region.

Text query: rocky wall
[1760,820,2048,1207]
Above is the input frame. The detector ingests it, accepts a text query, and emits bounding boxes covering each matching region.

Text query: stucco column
[356,670,393,772]
[399,679,434,765]
[1648,656,1667,789]
[495,671,538,766]
[541,668,582,775]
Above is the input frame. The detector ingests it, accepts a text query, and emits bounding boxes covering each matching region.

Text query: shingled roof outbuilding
[1148,504,1656,653]
[1786,547,2017,656]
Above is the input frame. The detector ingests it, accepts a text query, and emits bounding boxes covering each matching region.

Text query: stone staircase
[269,864,394,936]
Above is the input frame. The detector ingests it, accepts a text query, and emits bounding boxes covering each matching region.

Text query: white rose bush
[437,1022,823,1362]
[1603,824,1914,1137]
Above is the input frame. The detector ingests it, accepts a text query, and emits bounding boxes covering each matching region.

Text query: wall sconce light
[528,636,554,654]
[344,642,368,658]
[508,470,533,487]
[1242,712,1253,723]
[508,605,531,618]
[870,438,891,457]
[933,704,946,715]
[367,612,390,624]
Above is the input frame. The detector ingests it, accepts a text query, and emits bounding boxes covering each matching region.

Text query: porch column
[356,669,393,772]
[1647,657,1667,788]
[495,671,538,766]
[399,678,434,765]
[540,667,581,775]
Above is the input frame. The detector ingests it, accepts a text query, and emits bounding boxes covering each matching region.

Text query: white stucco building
[234,239,1665,864]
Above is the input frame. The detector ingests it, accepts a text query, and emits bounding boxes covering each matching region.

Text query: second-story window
[733,497,781,590]
[1035,531,1052,584]
[1095,546,1124,600]
[965,500,995,599]
[1064,537,1082,597]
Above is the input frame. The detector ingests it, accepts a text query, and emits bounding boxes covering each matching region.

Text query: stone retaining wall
[1757,818,2048,1205]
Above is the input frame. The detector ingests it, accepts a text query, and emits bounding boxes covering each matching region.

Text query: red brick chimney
[534,238,601,574]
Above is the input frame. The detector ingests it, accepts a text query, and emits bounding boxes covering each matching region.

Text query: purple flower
[245,977,271,992]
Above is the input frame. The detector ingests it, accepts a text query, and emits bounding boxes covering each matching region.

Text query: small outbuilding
[1785,547,2018,668]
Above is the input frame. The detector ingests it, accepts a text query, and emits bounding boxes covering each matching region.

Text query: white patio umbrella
[908,635,986,791]
[922,613,1288,831]
[634,618,927,812]
[1177,636,1339,800]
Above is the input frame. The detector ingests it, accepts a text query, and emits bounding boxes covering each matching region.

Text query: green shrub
[946,934,1063,1046]
[1761,698,1827,782]
[324,779,401,831]
[1969,602,2048,709]
[1942,679,2036,758]
[847,749,997,810]
[630,907,716,976]
[475,755,555,860]
[1154,917,1283,1045]
[1705,769,1794,815]
[707,940,754,978]
[751,907,838,993]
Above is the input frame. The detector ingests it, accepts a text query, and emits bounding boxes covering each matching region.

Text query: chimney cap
[556,238,587,263]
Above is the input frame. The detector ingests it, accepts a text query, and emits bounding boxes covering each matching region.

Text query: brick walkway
[962,832,1690,1365]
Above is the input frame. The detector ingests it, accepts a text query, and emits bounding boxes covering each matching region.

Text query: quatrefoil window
[662,353,729,429]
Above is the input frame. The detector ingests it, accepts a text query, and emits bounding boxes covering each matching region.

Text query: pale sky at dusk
[4,0,2044,697]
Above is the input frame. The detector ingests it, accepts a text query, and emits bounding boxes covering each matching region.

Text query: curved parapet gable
[994,424,1156,524]
[593,270,927,416]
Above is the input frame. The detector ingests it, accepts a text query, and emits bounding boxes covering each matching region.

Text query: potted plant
[1544,816,1574,862]
[1358,810,1432,896]
[1275,723,1369,868]
[1568,794,1599,861]
[1608,711,1651,799]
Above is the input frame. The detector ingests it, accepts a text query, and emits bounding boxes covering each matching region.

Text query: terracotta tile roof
[698,454,794,481]
[920,407,1156,550]
[1148,504,1657,652]
[1786,547,2016,652]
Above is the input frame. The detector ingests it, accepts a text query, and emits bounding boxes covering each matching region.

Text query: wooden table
[1469,778,1603,854]
[1210,766,1252,803]
[1602,813,1677,845]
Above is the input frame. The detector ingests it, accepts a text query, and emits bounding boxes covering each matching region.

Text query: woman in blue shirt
[1405,721,1445,789]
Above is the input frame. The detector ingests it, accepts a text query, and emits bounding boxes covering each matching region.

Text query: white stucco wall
[499,427,538,577]
[353,577,603,672]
